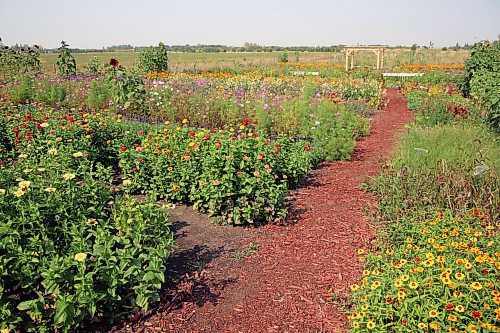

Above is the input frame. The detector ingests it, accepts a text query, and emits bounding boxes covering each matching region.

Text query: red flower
[215,141,221,148]
[132,167,137,172]
[445,303,454,310]
[402,319,407,325]
[386,297,393,304]
[252,119,258,124]
[120,146,127,151]
[189,131,195,137]
[68,116,75,123]
[304,145,311,151]
[204,135,211,140]
[110,58,119,68]
[242,118,249,125]
[471,311,482,319]
[481,269,489,275]
[275,143,281,148]
[137,158,143,163]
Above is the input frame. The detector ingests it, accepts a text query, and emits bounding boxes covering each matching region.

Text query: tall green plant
[56,41,76,76]
[138,42,168,73]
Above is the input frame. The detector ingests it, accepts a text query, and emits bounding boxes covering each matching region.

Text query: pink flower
[212,180,220,186]
[263,104,269,110]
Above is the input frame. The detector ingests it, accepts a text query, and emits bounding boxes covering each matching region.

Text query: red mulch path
[116,88,413,333]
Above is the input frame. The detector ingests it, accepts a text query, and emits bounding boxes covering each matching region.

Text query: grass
[234,243,259,260]
[39,49,470,73]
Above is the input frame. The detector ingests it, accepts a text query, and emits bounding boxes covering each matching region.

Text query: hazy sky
[1,0,499,48]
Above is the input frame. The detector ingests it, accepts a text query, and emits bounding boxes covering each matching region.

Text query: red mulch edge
[116,88,414,333]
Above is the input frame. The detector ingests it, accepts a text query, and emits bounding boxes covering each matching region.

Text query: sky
[0,0,499,49]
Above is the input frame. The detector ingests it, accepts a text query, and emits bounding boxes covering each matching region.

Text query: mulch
[111,88,414,333]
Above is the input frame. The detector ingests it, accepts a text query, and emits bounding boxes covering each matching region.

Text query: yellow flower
[418,322,426,329]
[469,282,482,291]
[454,272,464,280]
[429,310,438,317]
[48,148,58,155]
[401,274,409,281]
[62,173,76,180]
[362,270,370,276]
[416,267,424,273]
[371,281,381,290]
[40,122,49,128]
[448,314,458,321]
[14,189,25,197]
[45,187,56,193]
[74,252,86,262]
[172,184,181,191]
[352,321,360,328]
[181,118,188,124]
[357,249,365,255]
[426,252,435,260]
[394,279,403,287]
[18,180,31,189]
[87,218,97,226]
[350,284,360,291]
[429,322,440,330]
[366,321,375,329]
[73,151,84,157]
[0,189,5,195]
[455,305,465,312]
[409,281,419,289]
[123,179,132,186]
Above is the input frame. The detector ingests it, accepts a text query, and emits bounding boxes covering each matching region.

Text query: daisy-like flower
[48,148,58,155]
[86,218,97,226]
[366,321,375,329]
[123,179,132,186]
[62,173,76,180]
[409,281,419,289]
[45,187,56,193]
[469,282,482,291]
[429,310,438,317]
[14,189,25,197]
[73,151,84,157]
[0,189,5,195]
[18,180,31,189]
[74,252,86,262]
[40,122,49,128]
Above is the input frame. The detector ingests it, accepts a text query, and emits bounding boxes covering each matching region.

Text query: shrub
[84,56,102,74]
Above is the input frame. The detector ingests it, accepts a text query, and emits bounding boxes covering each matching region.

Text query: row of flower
[0,104,174,331]
[349,211,498,332]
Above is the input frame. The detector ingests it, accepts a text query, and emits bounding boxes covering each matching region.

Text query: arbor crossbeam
[344,45,387,71]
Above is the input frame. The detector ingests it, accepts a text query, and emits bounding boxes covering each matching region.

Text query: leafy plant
[56,41,76,76]
[138,42,169,73]
[84,56,102,74]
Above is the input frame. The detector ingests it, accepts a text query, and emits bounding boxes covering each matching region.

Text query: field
[0,41,498,333]
[39,49,471,73]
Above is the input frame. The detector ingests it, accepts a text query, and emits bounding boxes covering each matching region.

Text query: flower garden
[0,40,498,332]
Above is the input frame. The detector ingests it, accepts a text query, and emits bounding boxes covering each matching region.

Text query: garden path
[116,88,413,333]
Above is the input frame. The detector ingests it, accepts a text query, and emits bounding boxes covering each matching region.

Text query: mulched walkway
[114,88,413,333]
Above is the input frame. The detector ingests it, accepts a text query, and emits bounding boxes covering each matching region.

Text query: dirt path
[119,88,413,333]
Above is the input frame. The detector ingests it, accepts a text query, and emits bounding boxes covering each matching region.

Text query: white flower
[0,189,6,195]
[40,122,49,128]
[48,148,58,155]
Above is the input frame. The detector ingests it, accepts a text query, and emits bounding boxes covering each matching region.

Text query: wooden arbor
[344,45,387,70]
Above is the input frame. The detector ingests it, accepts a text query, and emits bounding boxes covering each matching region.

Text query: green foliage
[278,52,289,63]
[0,38,40,79]
[0,105,174,332]
[56,41,76,76]
[460,41,499,131]
[83,56,102,74]
[138,42,169,73]
[367,123,499,222]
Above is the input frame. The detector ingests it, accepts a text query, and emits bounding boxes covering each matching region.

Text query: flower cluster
[349,211,499,332]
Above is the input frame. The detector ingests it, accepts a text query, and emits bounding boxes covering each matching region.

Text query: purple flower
[263,103,269,110]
